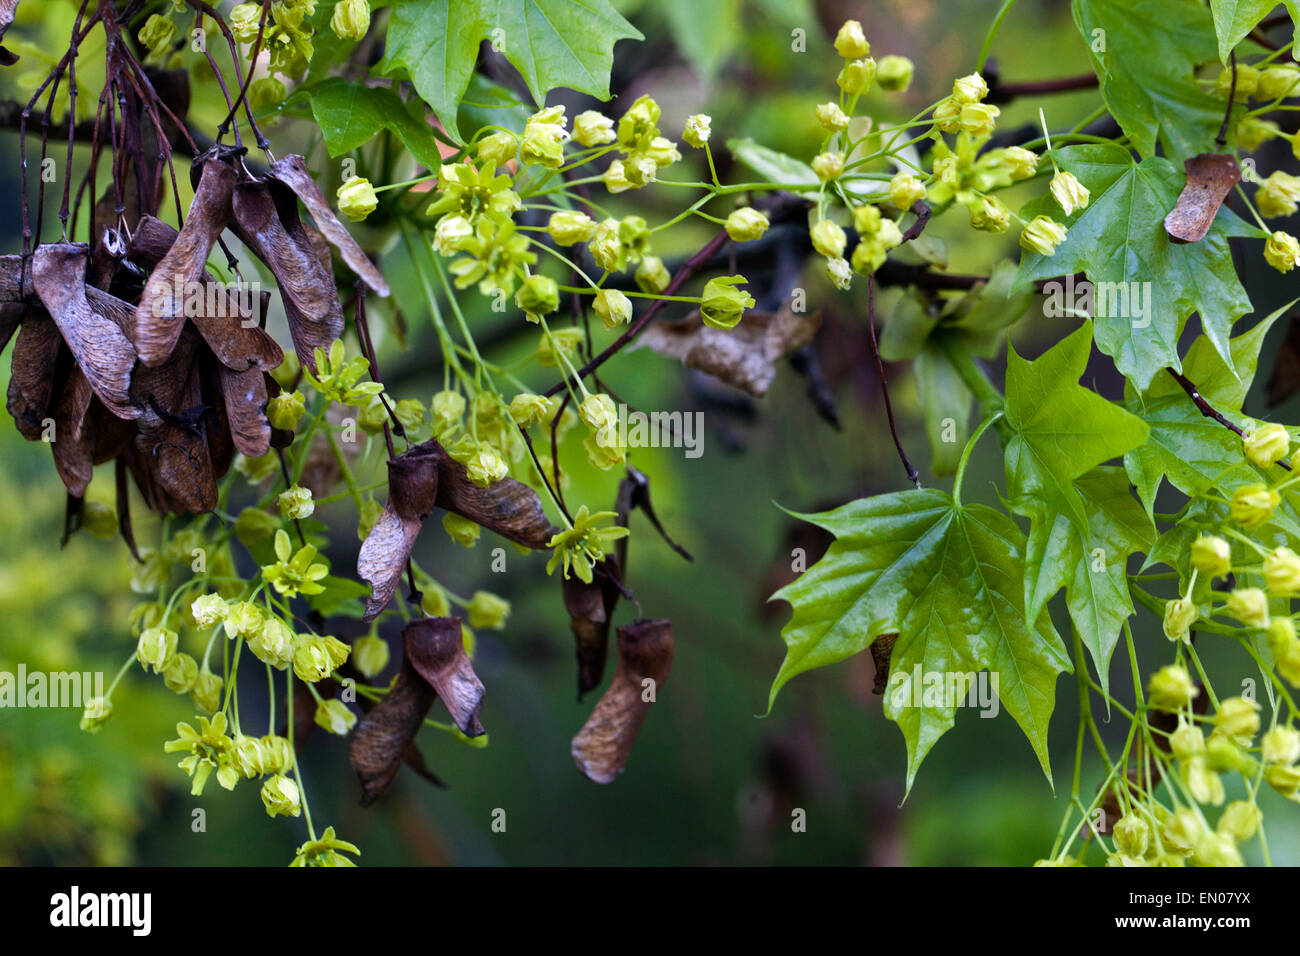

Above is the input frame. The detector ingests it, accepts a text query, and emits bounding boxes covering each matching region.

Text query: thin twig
[867,275,921,489]
[1165,366,1292,471]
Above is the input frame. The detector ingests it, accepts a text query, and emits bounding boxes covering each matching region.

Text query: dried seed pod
[31,243,138,420]
[405,616,486,737]
[49,367,95,498]
[217,363,271,457]
[434,445,556,549]
[563,556,621,698]
[571,619,674,784]
[1164,153,1240,244]
[0,302,21,354]
[230,180,344,373]
[348,658,438,806]
[269,154,390,296]
[7,310,63,439]
[134,159,237,366]
[129,216,283,372]
[357,443,440,621]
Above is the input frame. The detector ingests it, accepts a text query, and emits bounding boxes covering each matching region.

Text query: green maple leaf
[767,490,1070,792]
[1209,0,1300,62]
[378,0,642,140]
[1071,0,1224,161]
[1023,467,1153,699]
[1003,320,1149,535]
[1123,300,1294,515]
[1016,144,1259,391]
[298,78,444,169]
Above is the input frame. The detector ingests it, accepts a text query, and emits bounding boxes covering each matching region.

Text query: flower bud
[967,195,1010,233]
[725,207,770,242]
[1190,535,1231,578]
[589,218,627,272]
[683,114,712,148]
[1263,726,1300,765]
[515,274,560,316]
[468,590,511,630]
[1170,719,1206,761]
[1001,146,1039,180]
[833,20,870,59]
[1183,755,1225,806]
[431,389,466,432]
[191,670,222,714]
[521,106,568,169]
[579,393,618,433]
[79,696,113,734]
[475,131,517,170]
[330,0,371,40]
[1238,117,1280,151]
[876,55,913,92]
[163,652,199,694]
[1244,421,1291,466]
[1226,587,1269,628]
[465,447,508,487]
[1112,814,1150,857]
[1217,804,1261,847]
[139,14,176,62]
[1050,170,1090,215]
[261,774,302,818]
[248,77,288,114]
[509,392,549,428]
[1162,596,1198,642]
[352,634,390,678]
[191,594,228,630]
[315,698,357,735]
[1148,664,1198,710]
[850,239,887,275]
[933,98,962,133]
[573,110,615,147]
[1230,482,1280,529]
[1192,831,1244,867]
[811,220,847,259]
[816,102,850,132]
[248,616,295,670]
[1258,66,1300,100]
[617,95,661,149]
[229,3,262,42]
[1215,696,1261,741]
[889,173,926,210]
[223,600,264,640]
[337,176,378,222]
[137,626,178,674]
[1019,216,1068,256]
[1257,170,1300,218]
[536,327,584,367]
[1265,231,1300,273]
[1161,809,1204,854]
[952,72,989,104]
[635,255,670,293]
[700,276,756,330]
[812,152,844,182]
[959,102,999,136]
[1216,64,1259,98]
[593,289,633,329]
[266,390,307,431]
[837,58,877,95]
[825,256,853,290]
[1265,546,1300,597]
[1267,762,1300,797]
[293,634,350,684]
[434,214,474,256]
[278,485,315,520]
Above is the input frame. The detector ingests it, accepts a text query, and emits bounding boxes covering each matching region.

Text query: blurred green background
[2,0,1299,866]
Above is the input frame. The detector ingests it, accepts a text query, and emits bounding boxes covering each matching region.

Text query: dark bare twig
[1166,366,1293,472]
[866,275,921,489]
[987,72,1099,105]
[1218,52,1238,146]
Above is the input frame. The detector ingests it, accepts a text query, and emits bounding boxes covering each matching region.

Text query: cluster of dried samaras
[1,146,673,794]
[0,146,383,528]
